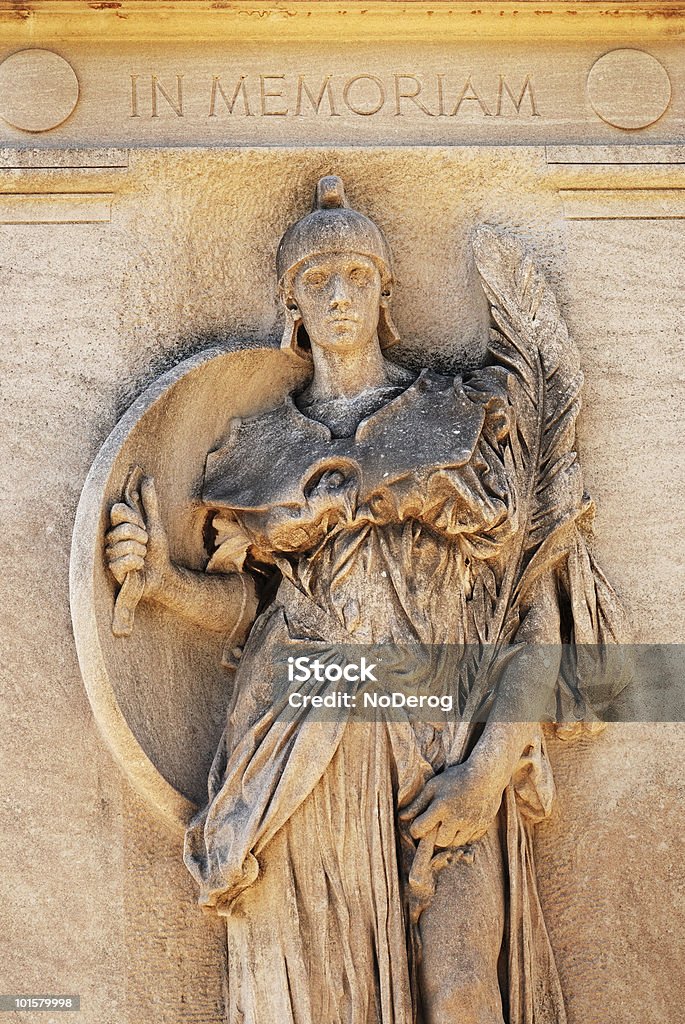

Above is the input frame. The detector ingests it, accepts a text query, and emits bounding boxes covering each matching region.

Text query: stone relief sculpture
[98,176,628,1024]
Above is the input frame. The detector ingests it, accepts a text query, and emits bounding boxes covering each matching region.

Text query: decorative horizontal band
[548,145,685,165]
[0,149,129,169]
[559,188,685,220]
[0,192,113,224]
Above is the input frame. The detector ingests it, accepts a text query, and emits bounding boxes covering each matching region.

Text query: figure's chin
[312,329,371,353]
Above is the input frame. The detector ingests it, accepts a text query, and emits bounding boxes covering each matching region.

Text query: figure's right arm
[105,476,258,639]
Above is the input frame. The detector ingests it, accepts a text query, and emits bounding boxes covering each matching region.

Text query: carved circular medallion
[587,49,671,130]
[70,346,309,829]
[0,49,79,132]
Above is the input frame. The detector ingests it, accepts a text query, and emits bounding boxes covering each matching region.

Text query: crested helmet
[277,175,398,353]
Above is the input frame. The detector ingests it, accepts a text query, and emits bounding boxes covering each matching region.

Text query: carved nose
[330,276,351,309]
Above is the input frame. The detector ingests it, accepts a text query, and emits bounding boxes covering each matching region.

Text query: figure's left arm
[404,573,560,850]
[464,573,560,803]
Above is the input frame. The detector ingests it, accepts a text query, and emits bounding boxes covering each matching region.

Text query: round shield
[70,345,309,830]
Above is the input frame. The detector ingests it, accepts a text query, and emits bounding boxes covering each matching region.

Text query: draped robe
[184,367,623,1024]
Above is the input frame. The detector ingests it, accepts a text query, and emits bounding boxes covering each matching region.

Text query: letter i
[130,75,140,117]
[437,74,446,116]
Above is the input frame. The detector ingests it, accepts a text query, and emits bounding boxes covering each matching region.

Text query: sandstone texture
[0,4,683,1023]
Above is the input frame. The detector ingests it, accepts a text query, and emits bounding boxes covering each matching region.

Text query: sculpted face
[290,253,383,353]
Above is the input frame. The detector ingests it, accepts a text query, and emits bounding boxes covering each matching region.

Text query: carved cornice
[0,1,682,43]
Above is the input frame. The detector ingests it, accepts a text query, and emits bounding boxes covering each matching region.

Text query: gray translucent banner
[258,643,685,724]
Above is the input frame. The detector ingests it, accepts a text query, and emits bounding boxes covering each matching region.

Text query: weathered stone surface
[1,4,684,1023]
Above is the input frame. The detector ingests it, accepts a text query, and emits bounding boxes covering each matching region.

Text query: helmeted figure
[105,177,628,1024]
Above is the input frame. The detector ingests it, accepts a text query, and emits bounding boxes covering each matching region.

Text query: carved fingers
[110,501,145,530]
[140,476,164,536]
[106,513,148,584]
[400,763,502,850]
[400,778,464,847]
[105,476,171,594]
[399,778,438,837]
[408,791,458,846]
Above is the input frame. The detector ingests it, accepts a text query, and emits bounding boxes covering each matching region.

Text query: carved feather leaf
[442,228,588,764]
[473,227,584,611]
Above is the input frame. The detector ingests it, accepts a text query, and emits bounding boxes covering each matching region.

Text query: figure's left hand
[399,761,504,849]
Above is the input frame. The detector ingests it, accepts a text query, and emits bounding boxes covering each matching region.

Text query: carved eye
[349,267,370,285]
[303,270,326,287]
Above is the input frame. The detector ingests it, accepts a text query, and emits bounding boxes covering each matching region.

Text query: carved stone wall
[1,5,684,1024]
